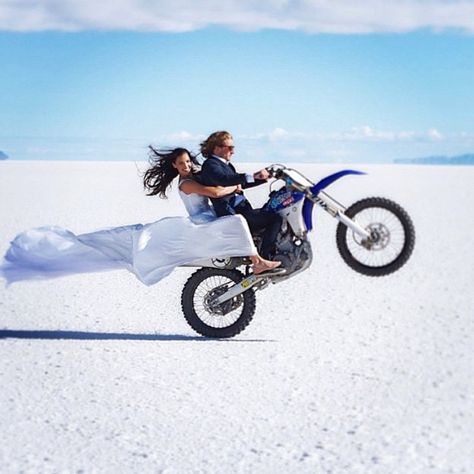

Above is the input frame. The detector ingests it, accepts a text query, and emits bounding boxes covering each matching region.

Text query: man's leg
[238,209,282,259]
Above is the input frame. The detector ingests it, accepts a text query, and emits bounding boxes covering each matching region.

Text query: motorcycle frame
[209,167,372,306]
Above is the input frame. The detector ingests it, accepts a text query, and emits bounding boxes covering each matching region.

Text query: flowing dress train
[0,189,257,286]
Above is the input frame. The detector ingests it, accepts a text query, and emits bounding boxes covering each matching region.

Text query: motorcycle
[180,164,415,338]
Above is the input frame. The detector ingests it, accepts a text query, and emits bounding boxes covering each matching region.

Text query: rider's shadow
[0,329,272,342]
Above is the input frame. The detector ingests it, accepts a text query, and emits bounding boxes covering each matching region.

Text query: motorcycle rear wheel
[336,197,415,276]
[181,268,256,338]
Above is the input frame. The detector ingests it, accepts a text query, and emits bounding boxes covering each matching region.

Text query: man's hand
[253,169,270,181]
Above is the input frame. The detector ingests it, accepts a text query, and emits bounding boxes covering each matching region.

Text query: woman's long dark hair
[143,146,200,198]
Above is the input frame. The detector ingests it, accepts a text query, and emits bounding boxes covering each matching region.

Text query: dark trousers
[237,208,282,259]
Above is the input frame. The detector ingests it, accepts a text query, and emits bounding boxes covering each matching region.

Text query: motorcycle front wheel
[336,197,415,277]
[181,268,256,338]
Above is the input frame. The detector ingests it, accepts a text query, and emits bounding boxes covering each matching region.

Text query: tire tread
[181,268,256,338]
[336,197,415,277]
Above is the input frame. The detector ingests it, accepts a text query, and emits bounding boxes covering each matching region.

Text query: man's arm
[242,168,270,189]
[242,179,267,189]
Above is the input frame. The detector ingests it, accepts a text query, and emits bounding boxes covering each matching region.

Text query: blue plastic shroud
[303,170,366,232]
[266,188,305,212]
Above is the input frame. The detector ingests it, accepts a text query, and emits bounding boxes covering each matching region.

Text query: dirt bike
[180,164,415,338]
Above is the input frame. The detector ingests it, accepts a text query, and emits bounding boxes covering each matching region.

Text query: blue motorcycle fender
[303,170,366,231]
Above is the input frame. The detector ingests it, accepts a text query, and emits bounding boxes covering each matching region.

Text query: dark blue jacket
[200,156,265,216]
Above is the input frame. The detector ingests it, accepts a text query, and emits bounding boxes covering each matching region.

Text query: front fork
[312,190,371,240]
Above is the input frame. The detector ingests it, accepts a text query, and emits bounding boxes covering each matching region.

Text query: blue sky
[1,1,474,162]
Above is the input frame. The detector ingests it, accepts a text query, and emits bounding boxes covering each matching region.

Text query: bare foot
[253,259,282,275]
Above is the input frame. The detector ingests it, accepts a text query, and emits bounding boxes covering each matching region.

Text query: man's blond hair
[200,131,233,158]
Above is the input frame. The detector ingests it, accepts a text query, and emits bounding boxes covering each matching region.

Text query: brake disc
[204,286,243,316]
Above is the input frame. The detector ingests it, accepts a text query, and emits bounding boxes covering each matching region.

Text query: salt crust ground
[0,161,472,473]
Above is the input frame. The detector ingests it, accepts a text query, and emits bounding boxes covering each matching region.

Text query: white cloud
[427,128,443,140]
[243,126,446,144]
[7,127,473,161]
[268,127,290,141]
[2,1,474,33]
[293,125,446,142]
[163,131,204,142]
[243,128,308,143]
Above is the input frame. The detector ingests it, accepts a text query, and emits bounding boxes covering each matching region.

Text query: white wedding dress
[0,185,257,286]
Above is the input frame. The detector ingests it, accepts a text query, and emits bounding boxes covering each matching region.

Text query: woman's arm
[179,180,238,198]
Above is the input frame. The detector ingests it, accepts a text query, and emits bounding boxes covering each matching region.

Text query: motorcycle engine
[273,230,312,276]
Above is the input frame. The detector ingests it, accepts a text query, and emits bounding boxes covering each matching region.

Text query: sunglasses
[219,144,235,150]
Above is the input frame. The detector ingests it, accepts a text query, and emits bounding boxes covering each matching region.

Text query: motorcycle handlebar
[265,164,315,190]
[265,164,286,179]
